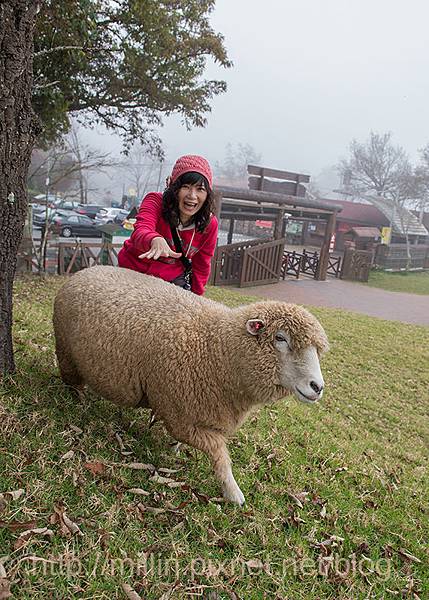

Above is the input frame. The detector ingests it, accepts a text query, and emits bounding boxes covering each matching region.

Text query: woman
[118,155,218,295]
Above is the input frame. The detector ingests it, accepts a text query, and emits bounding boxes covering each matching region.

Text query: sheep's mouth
[294,386,319,404]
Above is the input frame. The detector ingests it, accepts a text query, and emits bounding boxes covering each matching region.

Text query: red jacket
[118,192,218,295]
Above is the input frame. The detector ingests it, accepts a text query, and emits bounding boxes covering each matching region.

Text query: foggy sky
[82,0,429,198]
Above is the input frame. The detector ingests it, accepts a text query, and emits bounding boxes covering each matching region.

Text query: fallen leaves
[121,583,142,600]
[83,461,106,475]
[149,474,185,488]
[397,548,422,564]
[60,450,75,461]
[127,488,150,497]
[123,462,156,472]
[288,491,309,509]
[0,489,25,502]
[13,527,54,550]
[50,505,82,537]
[0,577,11,600]
[0,520,37,532]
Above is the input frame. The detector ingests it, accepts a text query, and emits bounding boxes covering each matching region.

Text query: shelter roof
[323,198,387,227]
[365,195,429,237]
[346,227,382,238]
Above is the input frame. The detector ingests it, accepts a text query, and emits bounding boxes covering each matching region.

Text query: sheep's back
[53,266,226,405]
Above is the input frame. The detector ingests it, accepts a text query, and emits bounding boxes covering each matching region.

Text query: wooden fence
[57,241,122,274]
[375,244,429,270]
[281,250,342,280]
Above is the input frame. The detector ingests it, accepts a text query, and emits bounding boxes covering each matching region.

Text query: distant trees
[29,123,116,203]
[339,132,415,199]
[339,131,429,270]
[414,144,429,223]
[119,144,167,203]
[215,143,262,185]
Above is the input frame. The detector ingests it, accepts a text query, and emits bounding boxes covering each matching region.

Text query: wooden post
[227,218,235,244]
[316,212,336,281]
[301,221,309,245]
[213,189,223,221]
[274,209,284,240]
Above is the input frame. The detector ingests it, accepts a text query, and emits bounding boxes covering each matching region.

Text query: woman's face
[177,181,208,224]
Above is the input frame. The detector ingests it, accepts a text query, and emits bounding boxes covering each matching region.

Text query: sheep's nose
[310,381,324,395]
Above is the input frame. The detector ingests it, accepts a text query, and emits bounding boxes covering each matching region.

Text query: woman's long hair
[162,172,214,233]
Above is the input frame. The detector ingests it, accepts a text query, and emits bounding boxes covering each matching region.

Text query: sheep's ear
[246,319,265,335]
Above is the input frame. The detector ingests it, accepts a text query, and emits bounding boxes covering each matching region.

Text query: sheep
[53,265,329,505]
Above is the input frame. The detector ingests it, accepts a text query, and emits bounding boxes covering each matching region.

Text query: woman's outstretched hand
[138,236,182,260]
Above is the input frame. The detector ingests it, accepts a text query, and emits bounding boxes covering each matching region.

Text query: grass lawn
[364,269,429,295]
[1,275,428,599]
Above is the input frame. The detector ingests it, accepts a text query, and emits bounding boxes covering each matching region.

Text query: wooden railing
[281,249,342,280]
[57,241,122,274]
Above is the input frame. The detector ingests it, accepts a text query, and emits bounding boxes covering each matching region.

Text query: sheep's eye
[275,333,288,345]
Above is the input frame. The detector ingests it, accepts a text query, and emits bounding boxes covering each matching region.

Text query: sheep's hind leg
[176,425,245,506]
[55,346,84,395]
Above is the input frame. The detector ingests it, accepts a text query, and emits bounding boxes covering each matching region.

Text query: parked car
[75,204,106,219]
[49,213,103,238]
[51,199,82,211]
[31,204,49,221]
[33,208,71,228]
[95,207,129,226]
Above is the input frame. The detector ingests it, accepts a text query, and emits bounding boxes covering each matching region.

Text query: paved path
[232,278,429,327]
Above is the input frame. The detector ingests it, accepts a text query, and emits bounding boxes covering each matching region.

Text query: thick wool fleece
[53,266,328,441]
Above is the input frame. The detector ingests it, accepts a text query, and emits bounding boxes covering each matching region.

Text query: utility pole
[156,160,164,192]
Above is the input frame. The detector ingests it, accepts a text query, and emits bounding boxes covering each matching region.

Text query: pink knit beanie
[170,154,213,189]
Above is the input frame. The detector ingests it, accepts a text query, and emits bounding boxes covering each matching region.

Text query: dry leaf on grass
[127,488,150,497]
[69,425,83,435]
[0,520,37,532]
[121,583,142,600]
[115,433,126,451]
[83,461,106,475]
[0,489,25,502]
[398,548,422,563]
[60,450,75,461]
[288,491,309,508]
[124,462,156,472]
[50,505,82,537]
[244,559,266,571]
[137,504,166,516]
[0,577,11,600]
[158,467,179,475]
[14,527,54,550]
[149,474,185,488]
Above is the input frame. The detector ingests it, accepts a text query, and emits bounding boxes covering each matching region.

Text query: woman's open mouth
[184,201,198,210]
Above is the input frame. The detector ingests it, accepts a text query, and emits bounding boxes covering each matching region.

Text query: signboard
[255,220,273,229]
[329,233,336,253]
[380,227,391,244]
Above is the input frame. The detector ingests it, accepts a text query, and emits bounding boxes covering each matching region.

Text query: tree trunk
[0,2,40,375]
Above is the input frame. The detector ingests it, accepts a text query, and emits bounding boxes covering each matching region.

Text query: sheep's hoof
[222,484,245,506]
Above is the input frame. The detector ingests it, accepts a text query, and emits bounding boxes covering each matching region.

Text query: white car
[94,208,129,226]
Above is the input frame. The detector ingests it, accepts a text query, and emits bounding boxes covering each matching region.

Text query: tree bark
[0,2,40,375]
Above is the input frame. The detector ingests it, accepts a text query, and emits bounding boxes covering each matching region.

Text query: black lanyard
[170,225,192,273]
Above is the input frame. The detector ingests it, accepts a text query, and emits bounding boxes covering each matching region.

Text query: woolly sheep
[53,265,329,505]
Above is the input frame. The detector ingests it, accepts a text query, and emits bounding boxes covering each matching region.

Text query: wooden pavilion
[212,165,342,282]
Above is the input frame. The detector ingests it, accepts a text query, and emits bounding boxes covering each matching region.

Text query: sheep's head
[242,301,329,404]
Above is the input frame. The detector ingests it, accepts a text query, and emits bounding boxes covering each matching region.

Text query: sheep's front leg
[175,425,245,506]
